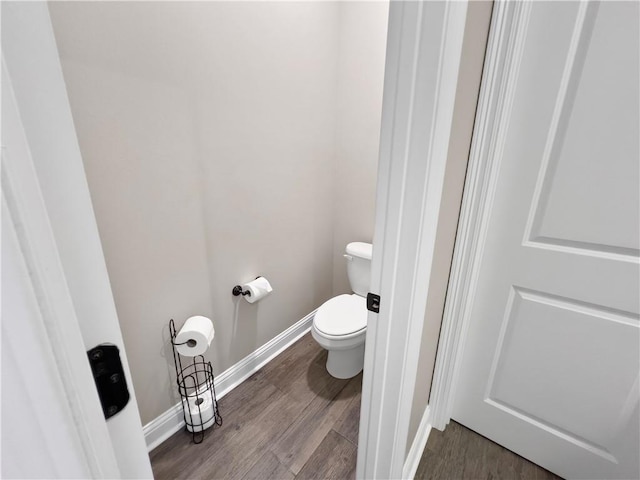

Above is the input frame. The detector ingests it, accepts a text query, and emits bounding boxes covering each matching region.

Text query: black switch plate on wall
[87,344,130,419]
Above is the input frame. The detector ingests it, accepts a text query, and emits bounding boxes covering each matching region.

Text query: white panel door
[452,2,639,479]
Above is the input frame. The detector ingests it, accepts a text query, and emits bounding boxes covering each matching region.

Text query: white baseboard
[143,309,316,452]
[402,406,432,479]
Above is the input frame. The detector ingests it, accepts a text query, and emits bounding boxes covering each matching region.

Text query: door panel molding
[483,398,617,464]
[522,2,640,261]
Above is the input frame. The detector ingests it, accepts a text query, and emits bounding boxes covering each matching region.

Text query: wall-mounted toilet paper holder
[232,276,273,303]
[232,285,251,297]
[232,276,262,297]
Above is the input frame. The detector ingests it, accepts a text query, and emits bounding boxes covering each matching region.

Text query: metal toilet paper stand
[169,319,222,444]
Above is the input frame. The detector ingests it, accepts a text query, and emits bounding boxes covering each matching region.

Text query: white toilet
[312,242,372,379]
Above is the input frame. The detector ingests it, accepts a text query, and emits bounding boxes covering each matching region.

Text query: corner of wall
[405,0,494,460]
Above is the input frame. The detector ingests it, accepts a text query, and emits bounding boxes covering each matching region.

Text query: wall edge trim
[143,308,316,452]
[402,406,432,480]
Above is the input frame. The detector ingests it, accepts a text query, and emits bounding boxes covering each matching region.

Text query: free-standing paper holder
[169,319,222,444]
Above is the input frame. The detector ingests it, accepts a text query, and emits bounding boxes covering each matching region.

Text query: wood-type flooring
[415,421,562,480]
[151,332,561,480]
[151,333,361,480]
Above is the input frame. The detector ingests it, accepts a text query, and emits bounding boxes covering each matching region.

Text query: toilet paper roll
[242,276,273,304]
[174,316,214,357]
[183,394,215,432]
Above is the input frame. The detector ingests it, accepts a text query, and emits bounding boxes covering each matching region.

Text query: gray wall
[50,1,388,425]
[405,0,494,453]
[332,3,389,295]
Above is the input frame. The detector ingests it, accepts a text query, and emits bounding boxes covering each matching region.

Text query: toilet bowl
[312,242,372,379]
[312,294,367,378]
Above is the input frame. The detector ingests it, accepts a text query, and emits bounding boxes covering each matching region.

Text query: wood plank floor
[151,332,560,480]
[150,333,361,480]
[415,421,562,480]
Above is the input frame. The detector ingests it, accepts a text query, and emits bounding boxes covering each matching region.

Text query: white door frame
[2,2,153,477]
[357,1,469,478]
[429,1,528,431]
[2,59,122,479]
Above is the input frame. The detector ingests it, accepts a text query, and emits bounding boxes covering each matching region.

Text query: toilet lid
[314,294,367,337]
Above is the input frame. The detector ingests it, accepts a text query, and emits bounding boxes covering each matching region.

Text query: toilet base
[325,343,365,379]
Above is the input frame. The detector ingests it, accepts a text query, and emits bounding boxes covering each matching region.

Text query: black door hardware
[367,292,381,313]
[87,344,130,419]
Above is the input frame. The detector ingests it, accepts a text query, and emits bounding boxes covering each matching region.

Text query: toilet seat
[313,294,367,338]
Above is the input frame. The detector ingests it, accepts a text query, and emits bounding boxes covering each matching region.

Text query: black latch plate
[367,293,380,313]
[87,344,130,419]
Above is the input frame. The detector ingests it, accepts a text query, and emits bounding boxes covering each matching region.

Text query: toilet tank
[345,242,373,297]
